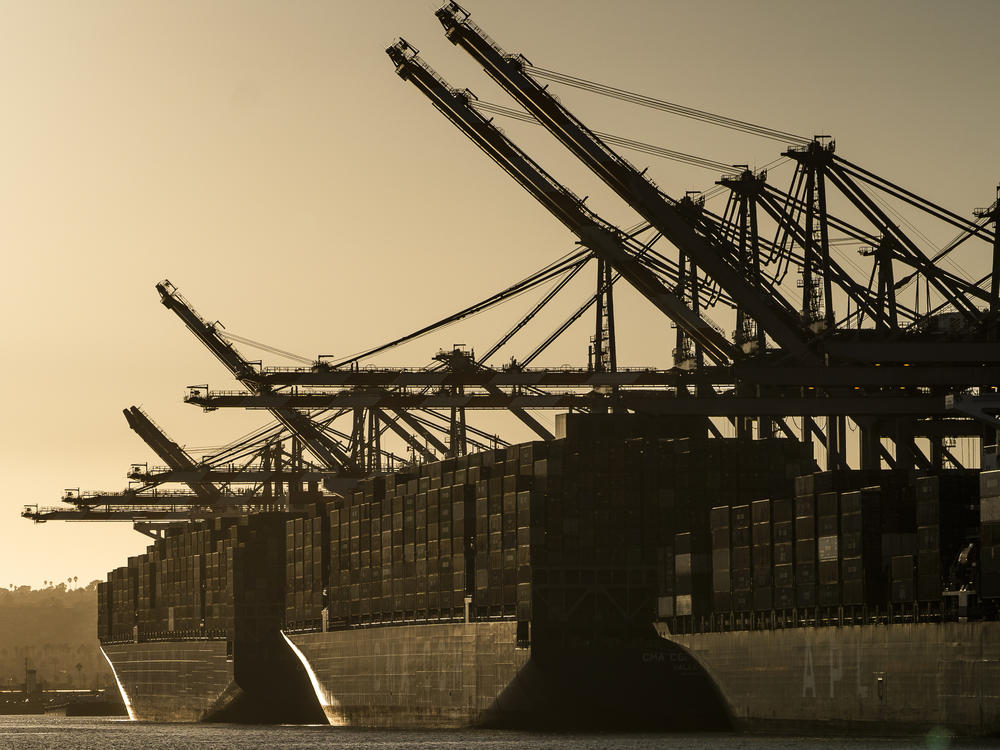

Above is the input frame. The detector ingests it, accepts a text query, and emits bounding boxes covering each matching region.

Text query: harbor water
[0,716,989,750]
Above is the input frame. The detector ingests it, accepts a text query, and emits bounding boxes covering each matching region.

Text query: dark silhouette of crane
[156,280,356,473]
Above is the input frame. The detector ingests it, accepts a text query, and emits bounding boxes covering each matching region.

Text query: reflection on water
[0,715,989,750]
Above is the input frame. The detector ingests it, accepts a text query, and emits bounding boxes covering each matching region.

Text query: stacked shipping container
[703,470,985,618]
[731,505,751,612]
[839,487,881,605]
[794,486,817,608]
[281,420,814,634]
[817,491,840,606]
[915,474,979,602]
[981,469,1000,598]
[772,499,794,609]
[100,419,996,648]
[710,506,731,613]
[98,514,287,643]
[751,499,773,611]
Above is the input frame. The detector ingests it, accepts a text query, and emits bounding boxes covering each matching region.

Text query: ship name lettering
[829,643,842,698]
[802,642,816,698]
[855,642,869,698]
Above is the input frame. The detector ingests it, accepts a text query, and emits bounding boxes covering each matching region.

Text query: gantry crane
[433,2,999,365]
[156,280,357,473]
[386,40,734,367]
[159,281,524,463]
[123,406,221,503]
[420,2,1000,471]
[22,489,268,538]
[433,2,810,360]
[25,6,1000,536]
[382,40,881,465]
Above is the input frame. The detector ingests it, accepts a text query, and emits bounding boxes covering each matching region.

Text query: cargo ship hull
[665,621,1000,736]
[285,621,731,730]
[101,640,233,722]
[284,622,527,728]
[102,637,325,723]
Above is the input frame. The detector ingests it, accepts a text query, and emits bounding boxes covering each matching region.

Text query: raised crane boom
[386,40,734,366]
[24,506,209,523]
[188,386,949,418]
[156,280,355,472]
[123,406,221,503]
[434,2,811,361]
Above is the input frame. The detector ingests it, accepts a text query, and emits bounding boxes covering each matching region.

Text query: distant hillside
[0,582,112,690]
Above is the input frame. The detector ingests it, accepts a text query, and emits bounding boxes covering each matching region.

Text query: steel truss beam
[190,389,953,418]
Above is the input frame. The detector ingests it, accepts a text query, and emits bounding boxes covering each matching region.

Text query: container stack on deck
[751,499,773,611]
[104,559,138,641]
[979,469,1000,599]
[282,457,485,630]
[279,416,817,636]
[695,469,993,622]
[151,526,206,634]
[204,523,233,632]
[817,490,841,607]
[794,488,817,608]
[912,475,973,602]
[772,499,794,609]
[730,504,751,613]
[285,504,330,628]
[839,487,881,606]
[281,443,556,630]
[97,579,111,639]
[710,506,731,613]
[99,514,287,643]
[103,419,1000,648]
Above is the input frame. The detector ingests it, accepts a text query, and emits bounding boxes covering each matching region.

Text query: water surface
[0,715,984,750]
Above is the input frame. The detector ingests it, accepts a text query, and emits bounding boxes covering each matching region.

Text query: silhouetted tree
[0,581,112,689]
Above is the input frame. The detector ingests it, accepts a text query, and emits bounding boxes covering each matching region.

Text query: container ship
[93,413,1000,733]
[25,0,1000,737]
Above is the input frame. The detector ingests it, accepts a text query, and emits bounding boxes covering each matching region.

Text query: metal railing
[663,599,994,636]
[261,364,667,375]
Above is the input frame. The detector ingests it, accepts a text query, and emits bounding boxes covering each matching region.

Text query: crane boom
[24,507,205,522]
[156,280,355,472]
[127,467,335,484]
[23,503,268,524]
[391,409,451,456]
[378,409,439,462]
[189,387,951,417]
[123,406,221,502]
[386,40,735,365]
[485,385,554,440]
[63,490,261,506]
[434,3,812,360]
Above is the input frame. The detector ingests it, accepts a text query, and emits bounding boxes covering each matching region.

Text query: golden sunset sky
[2,0,997,587]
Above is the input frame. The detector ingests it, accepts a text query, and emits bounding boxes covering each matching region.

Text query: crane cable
[218,331,314,365]
[328,247,591,368]
[526,65,811,146]
[192,71,813,374]
[472,100,733,172]
[472,98,791,204]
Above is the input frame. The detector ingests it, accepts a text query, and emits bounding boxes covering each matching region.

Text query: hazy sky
[1,0,997,588]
